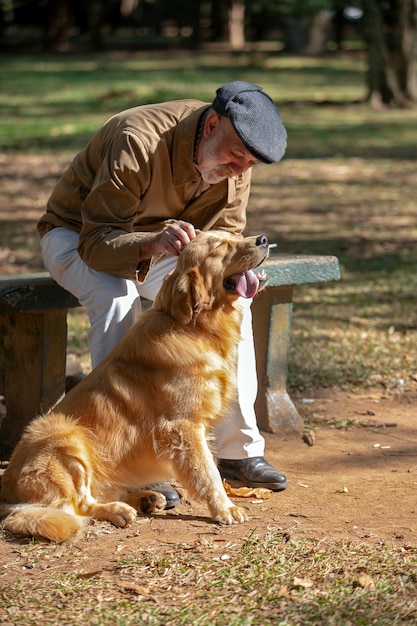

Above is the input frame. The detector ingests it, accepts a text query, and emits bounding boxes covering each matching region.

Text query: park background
[1,1,417,624]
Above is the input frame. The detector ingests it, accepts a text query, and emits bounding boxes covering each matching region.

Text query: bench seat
[0,254,340,458]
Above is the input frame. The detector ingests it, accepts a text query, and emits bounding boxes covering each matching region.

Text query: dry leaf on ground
[223,479,272,499]
[358,572,376,590]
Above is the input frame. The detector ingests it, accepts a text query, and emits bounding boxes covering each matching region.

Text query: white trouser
[40,227,265,459]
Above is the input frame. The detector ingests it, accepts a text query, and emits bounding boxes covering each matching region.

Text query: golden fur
[0,231,269,541]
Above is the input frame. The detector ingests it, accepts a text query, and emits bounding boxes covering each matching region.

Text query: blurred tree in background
[362,0,416,106]
[0,0,360,52]
[1,0,415,107]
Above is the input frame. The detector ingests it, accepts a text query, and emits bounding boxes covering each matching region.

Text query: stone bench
[0,254,340,458]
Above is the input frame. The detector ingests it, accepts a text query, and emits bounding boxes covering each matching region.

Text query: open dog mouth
[224,269,268,298]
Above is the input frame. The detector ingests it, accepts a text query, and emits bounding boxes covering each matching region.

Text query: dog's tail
[0,503,89,542]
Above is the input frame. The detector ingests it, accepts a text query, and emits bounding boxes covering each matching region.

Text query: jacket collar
[171,105,209,185]
[171,103,238,204]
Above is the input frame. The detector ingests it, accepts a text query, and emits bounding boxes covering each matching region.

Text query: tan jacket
[38,99,251,281]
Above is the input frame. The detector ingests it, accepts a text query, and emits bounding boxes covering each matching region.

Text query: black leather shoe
[218,457,288,491]
[145,482,180,510]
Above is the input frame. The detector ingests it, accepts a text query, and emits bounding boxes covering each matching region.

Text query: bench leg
[252,286,304,435]
[0,310,68,459]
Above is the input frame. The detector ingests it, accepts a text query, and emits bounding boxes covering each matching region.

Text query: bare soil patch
[2,388,416,585]
[1,154,416,587]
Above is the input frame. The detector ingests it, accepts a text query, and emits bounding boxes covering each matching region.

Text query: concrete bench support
[252,255,341,434]
[252,286,300,434]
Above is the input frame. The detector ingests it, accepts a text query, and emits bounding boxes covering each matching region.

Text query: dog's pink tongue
[233,270,260,298]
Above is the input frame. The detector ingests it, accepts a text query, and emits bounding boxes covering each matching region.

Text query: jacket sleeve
[77,129,158,280]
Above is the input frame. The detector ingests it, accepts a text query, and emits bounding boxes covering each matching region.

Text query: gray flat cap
[212,81,287,164]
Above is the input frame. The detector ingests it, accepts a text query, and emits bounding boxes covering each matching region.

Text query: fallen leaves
[116,580,153,596]
[358,572,376,591]
[302,431,315,446]
[336,486,349,493]
[293,576,314,589]
[223,479,272,500]
[76,570,103,580]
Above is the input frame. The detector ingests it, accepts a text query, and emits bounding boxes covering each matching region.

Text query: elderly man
[37,81,288,508]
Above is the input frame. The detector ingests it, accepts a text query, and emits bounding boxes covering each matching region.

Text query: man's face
[197,113,258,184]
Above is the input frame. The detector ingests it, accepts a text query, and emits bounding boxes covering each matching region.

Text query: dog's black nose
[256,235,269,248]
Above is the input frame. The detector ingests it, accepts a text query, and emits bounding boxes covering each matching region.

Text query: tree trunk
[187,0,203,49]
[305,10,331,56]
[210,0,226,41]
[42,0,71,51]
[87,0,109,51]
[362,0,417,107]
[228,0,245,50]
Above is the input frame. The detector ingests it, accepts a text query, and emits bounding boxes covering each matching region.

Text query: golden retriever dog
[0,231,269,541]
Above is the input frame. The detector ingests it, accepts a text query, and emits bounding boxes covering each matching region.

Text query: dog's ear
[172,267,214,324]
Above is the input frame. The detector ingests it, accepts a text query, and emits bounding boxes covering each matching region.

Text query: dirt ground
[1,153,416,580]
[1,387,416,582]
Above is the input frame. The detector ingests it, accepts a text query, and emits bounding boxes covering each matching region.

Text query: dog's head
[154,231,269,324]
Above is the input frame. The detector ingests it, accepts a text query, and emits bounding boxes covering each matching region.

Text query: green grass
[248,155,417,392]
[1,47,417,626]
[1,532,416,625]
[2,50,417,390]
[1,51,368,152]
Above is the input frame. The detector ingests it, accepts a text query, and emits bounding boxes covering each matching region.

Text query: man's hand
[140,221,201,259]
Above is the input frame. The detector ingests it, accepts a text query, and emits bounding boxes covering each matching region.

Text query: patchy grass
[1,531,416,625]
[1,49,417,626]
[0,51,367,153]
[1,51,417,390]
[246,157,417,393]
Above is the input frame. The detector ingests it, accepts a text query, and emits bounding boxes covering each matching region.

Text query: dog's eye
[223,277,236,292]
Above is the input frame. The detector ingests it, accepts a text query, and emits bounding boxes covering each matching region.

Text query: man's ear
[203,111,221,138]
[172,267,214,324]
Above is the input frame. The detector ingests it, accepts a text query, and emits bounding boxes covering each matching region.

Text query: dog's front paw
[125,489,167,514]
[215,505,248,525]
[139,491,167,514]
[93,501,137,528]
